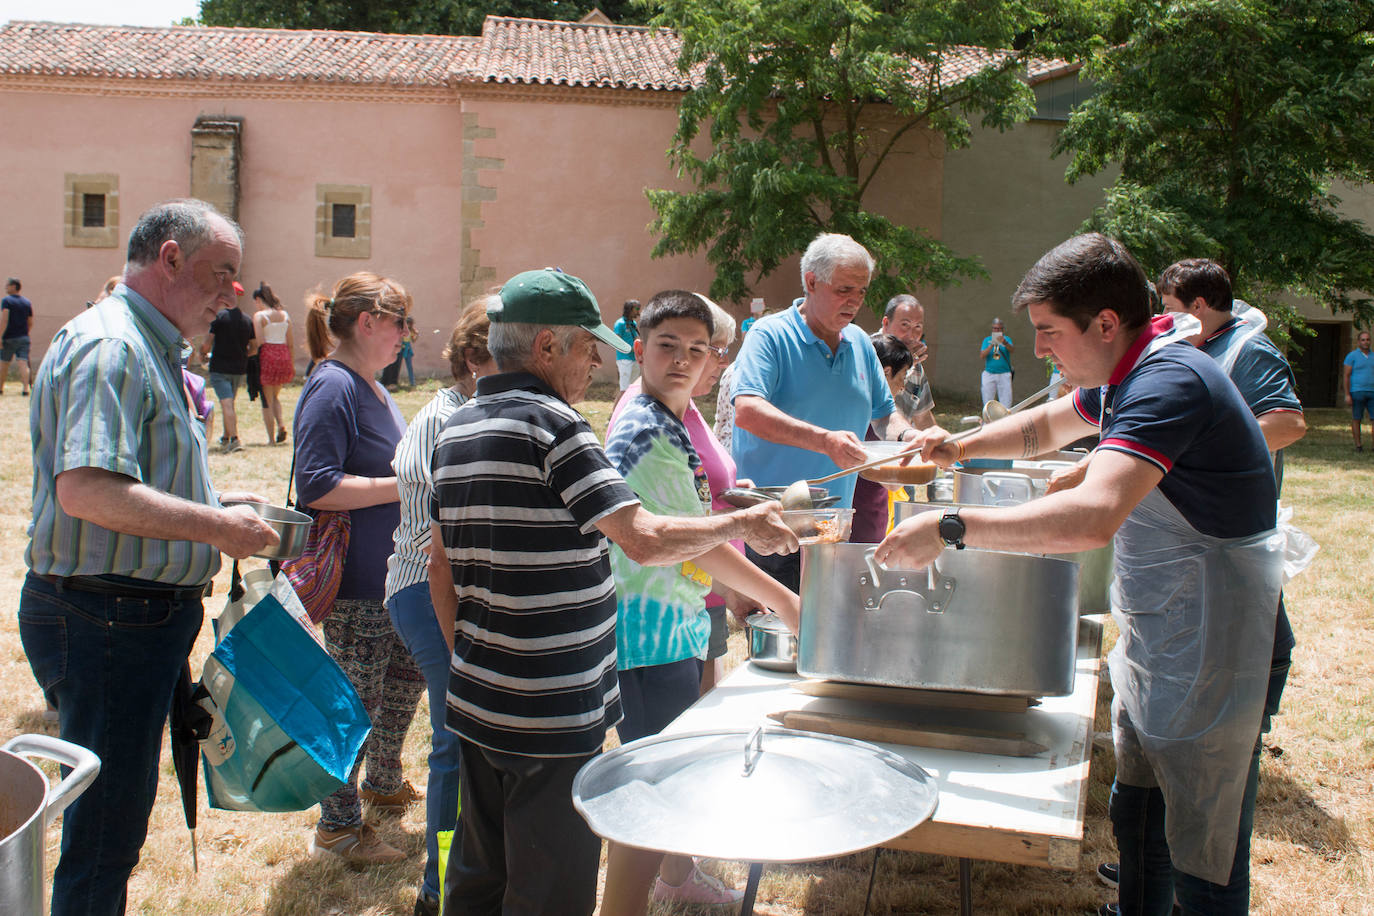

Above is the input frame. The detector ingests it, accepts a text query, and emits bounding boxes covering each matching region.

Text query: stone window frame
[64,174,119,248]
[315,184,371,258]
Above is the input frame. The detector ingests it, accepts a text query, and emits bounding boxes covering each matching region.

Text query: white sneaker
[652,865,744,905]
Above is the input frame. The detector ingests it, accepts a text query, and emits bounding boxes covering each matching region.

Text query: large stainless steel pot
[952,467,1054,506]
[797,541,1079,697]
[901,487,1113,614]
[1,735,101,916]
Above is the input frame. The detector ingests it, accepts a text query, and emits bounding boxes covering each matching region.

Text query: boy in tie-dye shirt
[602,290,800,909]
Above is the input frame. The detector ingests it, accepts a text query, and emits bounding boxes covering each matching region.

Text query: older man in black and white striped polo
[427,269,797,916]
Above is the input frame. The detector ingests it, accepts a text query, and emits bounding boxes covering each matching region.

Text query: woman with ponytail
[294,272,425,866]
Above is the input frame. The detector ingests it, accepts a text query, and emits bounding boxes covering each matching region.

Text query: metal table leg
[959,857,973,916]
[740,862,763,915]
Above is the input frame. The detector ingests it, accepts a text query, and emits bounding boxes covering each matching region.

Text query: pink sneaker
[652,865,745,905]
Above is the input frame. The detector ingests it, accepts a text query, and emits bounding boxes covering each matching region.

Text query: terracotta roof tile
[0,17,1073,93]
[0,20,475,86]
[456,16,692,90]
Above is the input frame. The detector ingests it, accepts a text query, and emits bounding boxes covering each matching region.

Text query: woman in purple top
[294,272,424,866]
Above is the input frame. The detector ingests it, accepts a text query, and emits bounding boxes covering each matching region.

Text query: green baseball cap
[490,268,631,354]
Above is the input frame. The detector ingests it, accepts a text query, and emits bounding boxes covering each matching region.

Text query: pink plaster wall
[461,94,802,355]
[461,93,945,369]
[0,87,465,374]
[2,83,944,379]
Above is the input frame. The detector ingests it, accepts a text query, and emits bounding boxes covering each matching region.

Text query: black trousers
[443,738,600,916]
[745,545,801,594]
[380,354,402,387]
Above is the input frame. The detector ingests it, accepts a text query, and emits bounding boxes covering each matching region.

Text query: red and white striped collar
[1107,314,1174,386]
[1203,315,1244,346]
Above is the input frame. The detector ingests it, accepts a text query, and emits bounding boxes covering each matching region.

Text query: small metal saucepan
[744,612,797,672]
[222,500,312,559]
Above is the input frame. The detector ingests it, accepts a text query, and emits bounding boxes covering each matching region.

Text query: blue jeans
[387,581,462,900]
[1110,656,1290,916]
[18,572,204,916]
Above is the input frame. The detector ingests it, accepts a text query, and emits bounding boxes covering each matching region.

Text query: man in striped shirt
[428,269,797,916]
[20,199,278,916]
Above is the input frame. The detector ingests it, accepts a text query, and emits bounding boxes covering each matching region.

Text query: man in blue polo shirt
[1344,329,1374,452]
[731,232,916,589]
[879,234,1283,916]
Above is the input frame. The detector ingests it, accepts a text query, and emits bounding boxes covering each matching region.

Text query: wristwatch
[938,510,966,550]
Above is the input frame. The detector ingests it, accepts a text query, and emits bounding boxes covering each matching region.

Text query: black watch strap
[938,509,966,550]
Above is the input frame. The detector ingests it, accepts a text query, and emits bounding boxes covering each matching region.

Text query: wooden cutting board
[768,708,1049,757]
[791,679,1038,713]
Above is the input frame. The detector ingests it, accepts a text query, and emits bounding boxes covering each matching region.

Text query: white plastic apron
[1108,488,1282,884]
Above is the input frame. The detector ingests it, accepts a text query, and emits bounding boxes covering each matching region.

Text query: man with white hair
[730,232,915,589]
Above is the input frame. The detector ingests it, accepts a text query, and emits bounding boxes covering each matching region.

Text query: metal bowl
[223,501,312,560]
[744,612,797,672]
[756,486,842,508]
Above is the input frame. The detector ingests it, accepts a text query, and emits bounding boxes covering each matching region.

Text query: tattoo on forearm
[1020,419,1039,457]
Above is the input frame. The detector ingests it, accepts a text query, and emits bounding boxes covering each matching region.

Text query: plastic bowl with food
[781,508,854,545]
[862,440,914,460]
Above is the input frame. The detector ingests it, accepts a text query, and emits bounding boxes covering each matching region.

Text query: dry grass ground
[1,377,1370,915]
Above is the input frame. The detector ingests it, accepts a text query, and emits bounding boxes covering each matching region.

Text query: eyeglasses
[707,344,729,362]
[373,310,406,331]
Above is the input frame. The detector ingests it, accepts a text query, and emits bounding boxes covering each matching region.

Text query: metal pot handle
[2,734,102,827]
[741,726,764,777]
[862,549,956,613]
[981,472,1035,506]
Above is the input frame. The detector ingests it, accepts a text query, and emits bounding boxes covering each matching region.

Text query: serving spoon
[779,432,970,510]
[780,381,1063,510]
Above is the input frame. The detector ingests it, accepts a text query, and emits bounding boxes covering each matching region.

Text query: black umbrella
[169,660,212,871]
[168,564,235,872]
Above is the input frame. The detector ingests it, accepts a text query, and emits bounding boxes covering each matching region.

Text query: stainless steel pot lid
[573,726,937,862]
[743,612,791,633]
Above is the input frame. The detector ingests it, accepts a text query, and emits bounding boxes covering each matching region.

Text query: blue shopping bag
[197,569,371,812]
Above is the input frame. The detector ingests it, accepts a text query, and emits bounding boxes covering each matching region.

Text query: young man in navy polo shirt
[879,234,1284,916]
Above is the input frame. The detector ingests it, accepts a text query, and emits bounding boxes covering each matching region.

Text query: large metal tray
[572,727,937,863]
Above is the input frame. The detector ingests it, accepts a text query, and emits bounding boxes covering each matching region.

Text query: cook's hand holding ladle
[921,377,1064,468]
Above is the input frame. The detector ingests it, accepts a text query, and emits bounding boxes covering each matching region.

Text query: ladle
[980,377,1062,422]
[780,430,975,510]
[781,381,1063,510]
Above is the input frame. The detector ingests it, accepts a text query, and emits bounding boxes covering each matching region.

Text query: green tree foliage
[198,0,652,35]
[1057,0,1374,335]
[646,0,1108,307]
